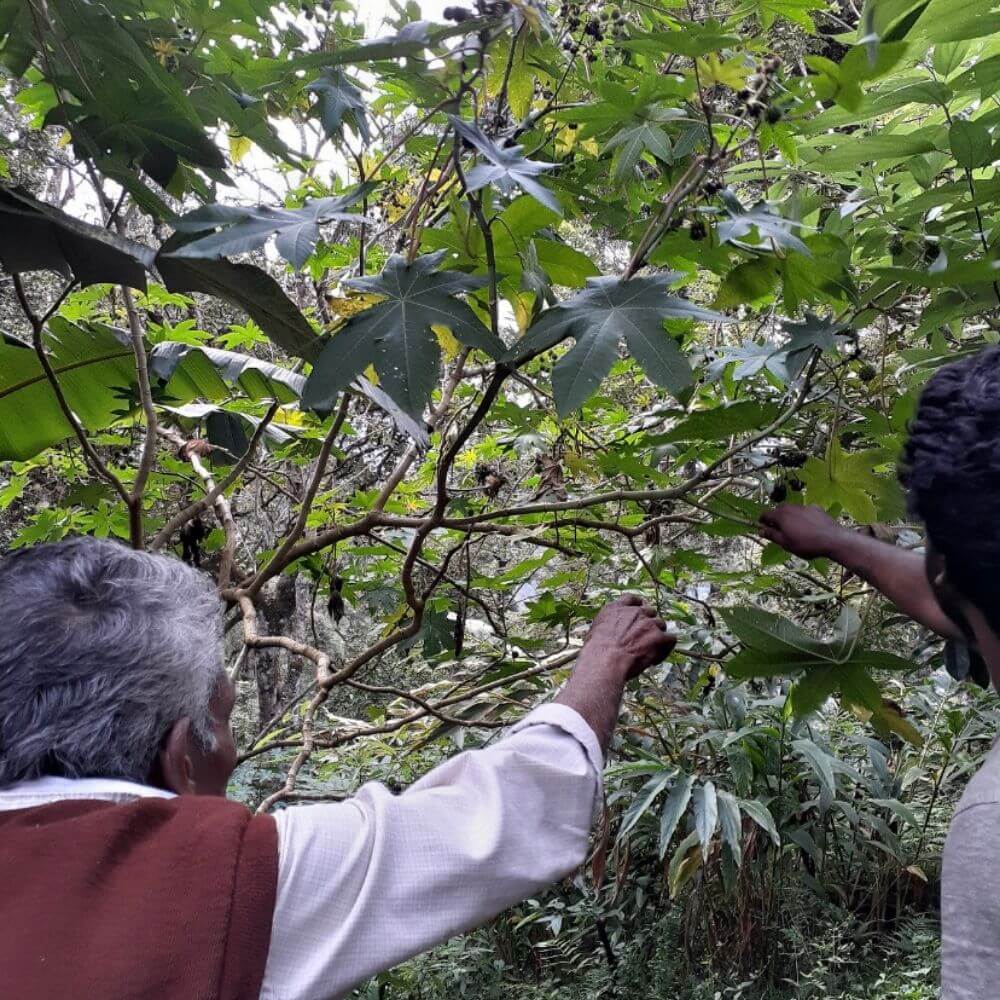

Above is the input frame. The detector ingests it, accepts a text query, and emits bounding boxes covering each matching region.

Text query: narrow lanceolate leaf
[692,781,718,861]
[165,183,375,268]
[716,790,743,866]
[619,769,675,839]
[668,830,702,899]
[507,274,725,417]
[740,799,780,846]
[450,116,562,215]
[303,252,505,420]
[658,773,694,858]
[792,739,837,796]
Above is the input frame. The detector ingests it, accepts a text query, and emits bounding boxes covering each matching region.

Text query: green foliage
[7,0,1000,993]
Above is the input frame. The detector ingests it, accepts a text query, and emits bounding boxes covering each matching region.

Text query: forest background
[3,0,999,996]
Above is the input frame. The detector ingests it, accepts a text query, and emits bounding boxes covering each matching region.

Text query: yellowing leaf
[363,363,379,385]
[433,323,461,360]
[229,133,252,165]
[273,407,306,427]
[326,291,385,319]
[695,54,748,89]
[511,292,533,334]
[563,449,592,477]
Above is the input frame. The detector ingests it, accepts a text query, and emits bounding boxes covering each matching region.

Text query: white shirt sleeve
[260,703,603,1000]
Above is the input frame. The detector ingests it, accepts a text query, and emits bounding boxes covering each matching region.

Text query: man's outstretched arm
[556,593,674,753]
[759,503,962,640]
[260,596,675,1000]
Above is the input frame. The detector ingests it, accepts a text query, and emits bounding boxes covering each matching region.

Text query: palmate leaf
[450,117,561,215]
[165,183,375,269]
[799,439,902,522]
[303,252,505,420]
[307,69,371,144]
[717,201,811,256]
[722,605,914,723]
[710,313,851,384]
[507,274,725,417]
[606,120,674,184]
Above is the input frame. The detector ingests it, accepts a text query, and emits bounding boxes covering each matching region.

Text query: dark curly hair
[900,346,1000,627]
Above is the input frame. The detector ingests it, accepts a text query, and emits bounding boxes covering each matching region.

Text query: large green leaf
[303,252,505,420]
[150,344,306,404]
[660,401,782,442]
[155,251,321,362]
[508,274,725,417]
[799,439,901,522]
[166,184,373,269]
[0,185,154,288]
[153,343,429,445]
[801,132,941,172]
[451,117,561,215]
[0,319,134,461]
[723,605,914,721]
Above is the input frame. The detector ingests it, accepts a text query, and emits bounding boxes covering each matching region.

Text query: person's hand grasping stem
[556,595,676,754]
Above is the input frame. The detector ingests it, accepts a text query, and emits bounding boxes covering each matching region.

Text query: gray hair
[0,536,225,786]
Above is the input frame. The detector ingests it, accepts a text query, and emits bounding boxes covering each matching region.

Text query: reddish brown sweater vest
[0,795,278,999]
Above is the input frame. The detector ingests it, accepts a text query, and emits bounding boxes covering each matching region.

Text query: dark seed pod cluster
[737,53,783,121]
[557,3,629,62]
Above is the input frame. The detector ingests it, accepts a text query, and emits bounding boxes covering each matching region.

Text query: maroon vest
[0,795,278,999]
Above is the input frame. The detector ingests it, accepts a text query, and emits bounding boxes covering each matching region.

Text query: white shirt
[0,703,603,1000]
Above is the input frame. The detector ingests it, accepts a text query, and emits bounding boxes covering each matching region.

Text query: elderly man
[0,537,673,999]
[759,346,1000,1000]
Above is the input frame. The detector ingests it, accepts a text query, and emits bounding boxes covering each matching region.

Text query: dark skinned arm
[555,595,676,754]
[759,504,962,640]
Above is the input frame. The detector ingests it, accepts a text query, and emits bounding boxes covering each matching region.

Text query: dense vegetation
[4,0,1000,995]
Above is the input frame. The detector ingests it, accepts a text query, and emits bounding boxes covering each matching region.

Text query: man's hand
[581,594,676,679]
[760,502,963,641]
[759,504,845,560]
[556,595,676,753]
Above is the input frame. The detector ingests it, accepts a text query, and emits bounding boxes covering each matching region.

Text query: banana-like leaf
[0,319,135,461]
[0,185,154,289]
[150,343,306,404]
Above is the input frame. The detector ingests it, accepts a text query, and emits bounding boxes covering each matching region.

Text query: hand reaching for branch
[759,503,962,640]
[556,595,676,753]
[582,594,676,680]
[758,503,845,560]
